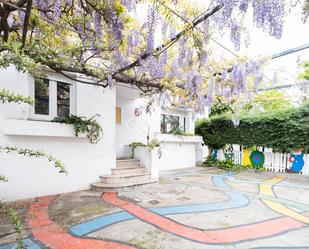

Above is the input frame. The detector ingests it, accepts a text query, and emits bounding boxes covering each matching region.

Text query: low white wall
[0,67,116,201]
[126,135,203,178]
[158,142,197,171]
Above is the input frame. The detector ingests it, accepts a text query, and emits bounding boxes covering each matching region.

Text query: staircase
[91,159,157,192]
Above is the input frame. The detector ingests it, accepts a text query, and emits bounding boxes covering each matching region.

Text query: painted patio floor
[1,168,309,248]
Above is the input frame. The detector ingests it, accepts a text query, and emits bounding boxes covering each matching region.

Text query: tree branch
[21,0,33,47]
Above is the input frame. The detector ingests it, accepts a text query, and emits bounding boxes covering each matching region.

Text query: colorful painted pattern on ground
[102,192,309,244]
[1,172,309,248]
[70,172,249,236]
[259,176,309,224]
[27,195,137,249]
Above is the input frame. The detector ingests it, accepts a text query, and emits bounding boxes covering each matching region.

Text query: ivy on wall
[196,102,309,152]
[52,115,103,144]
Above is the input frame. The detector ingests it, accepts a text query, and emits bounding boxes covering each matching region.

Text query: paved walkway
[1,167,309,248]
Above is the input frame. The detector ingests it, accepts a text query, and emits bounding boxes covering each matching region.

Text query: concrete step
[91,178,158,192]
[100,172,151,184]
[116,159,140,168]
[111,166,146,175]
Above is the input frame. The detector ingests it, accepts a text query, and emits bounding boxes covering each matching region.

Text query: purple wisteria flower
[18,11,25,23]
[35,0,47,10]
[107,75,113,89]
[230,19,241,51]
[53,0,62,19]
[122,0,134,12]
[7,15,14,28]
[132,29,140,46]
[93,12,103,39]
[252,0,285,39]
[146,6,156,54]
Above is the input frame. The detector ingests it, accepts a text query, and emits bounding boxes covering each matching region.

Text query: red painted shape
[27,195,137,249]
[103,192,308,244]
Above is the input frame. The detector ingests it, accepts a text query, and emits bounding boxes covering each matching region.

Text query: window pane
[160,114,166,133]
[57,82,70,117]
[160,114,180,134]
[34,79,49,115]
[167,115,179,133]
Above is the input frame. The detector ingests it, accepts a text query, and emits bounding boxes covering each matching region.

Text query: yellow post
[242,148,251,166]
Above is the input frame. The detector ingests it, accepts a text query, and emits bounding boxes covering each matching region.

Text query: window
[161,114,185,134]
[32,78,74,119]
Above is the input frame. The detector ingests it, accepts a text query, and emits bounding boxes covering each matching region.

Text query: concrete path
[1,167,309,248]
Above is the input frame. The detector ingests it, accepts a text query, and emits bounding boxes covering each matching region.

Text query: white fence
[214,147,309,176]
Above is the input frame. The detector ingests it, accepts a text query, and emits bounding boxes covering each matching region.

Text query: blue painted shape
[290,153,305,173]
[0,239,41,249]
[69,172,249,236]
[211,149,218,160]
[70,211,134,236]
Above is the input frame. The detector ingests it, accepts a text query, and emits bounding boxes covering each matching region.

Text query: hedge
[195,102,309,152]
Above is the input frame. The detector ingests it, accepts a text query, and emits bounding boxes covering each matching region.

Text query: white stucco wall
[115,87,161,158]
[115,86,197,158]
[0,66,116,201]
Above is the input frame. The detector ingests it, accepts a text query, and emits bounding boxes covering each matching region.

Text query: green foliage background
[196,102,309,152]
[244,90,293,112]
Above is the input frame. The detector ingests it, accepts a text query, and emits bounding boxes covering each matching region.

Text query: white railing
[214,147,309,176]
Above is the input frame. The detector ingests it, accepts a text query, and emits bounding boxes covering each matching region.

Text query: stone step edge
[115,165,142,170]
[91,178,157,188]
[116,159,140,163]
[100,172,150,179]
[114,165,144,169]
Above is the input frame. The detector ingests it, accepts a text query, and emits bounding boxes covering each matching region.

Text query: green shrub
[203,158,243,171]
[52,114,103,144]
[196,103,309,152]
[203,158,266,172]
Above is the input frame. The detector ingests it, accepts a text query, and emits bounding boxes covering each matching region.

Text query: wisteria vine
[0,0,307,115]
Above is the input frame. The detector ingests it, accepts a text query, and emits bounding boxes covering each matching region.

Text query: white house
[0,66,203,201]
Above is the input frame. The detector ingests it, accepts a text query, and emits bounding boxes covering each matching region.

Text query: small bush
[202,158,266,172]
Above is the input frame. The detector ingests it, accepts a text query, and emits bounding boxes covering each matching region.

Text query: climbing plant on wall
[195,102,309,152]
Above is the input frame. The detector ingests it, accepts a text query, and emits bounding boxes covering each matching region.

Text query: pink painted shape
[103,192,308,244]
[27,195,137,249]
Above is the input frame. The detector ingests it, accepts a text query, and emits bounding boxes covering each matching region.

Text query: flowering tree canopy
[0,0,308,114]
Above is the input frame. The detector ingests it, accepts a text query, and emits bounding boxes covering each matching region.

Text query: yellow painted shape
[260,176,309,224]
[242,148,251,166]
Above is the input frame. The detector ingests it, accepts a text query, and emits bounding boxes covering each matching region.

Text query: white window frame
[29,76,76,121]
[161,108,187,134]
